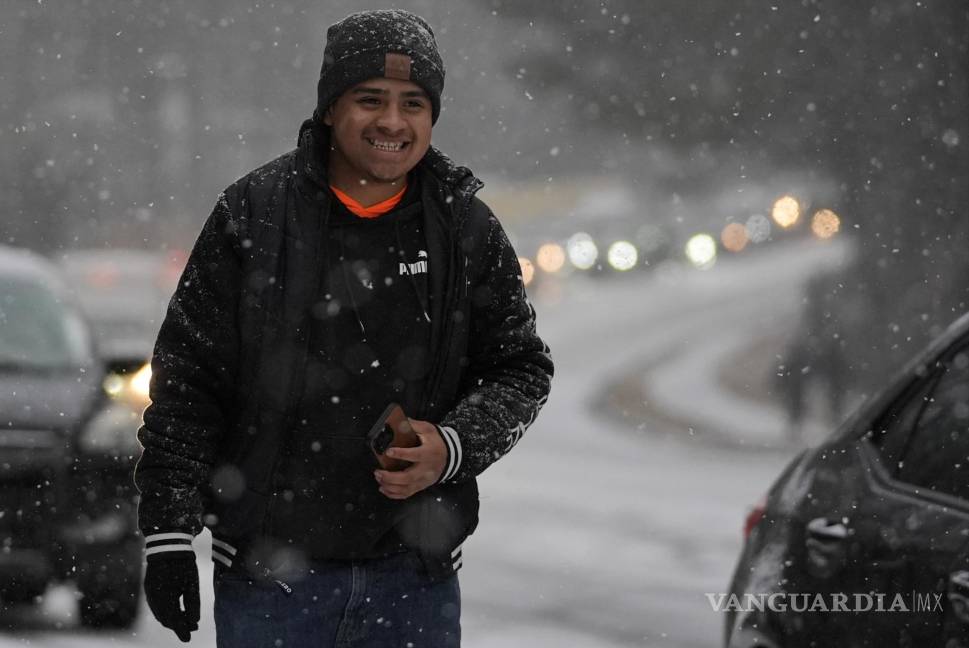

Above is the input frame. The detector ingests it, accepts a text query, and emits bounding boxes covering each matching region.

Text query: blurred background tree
[0,0,567,251]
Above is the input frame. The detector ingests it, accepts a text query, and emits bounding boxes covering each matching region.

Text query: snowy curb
[643,329,828,448]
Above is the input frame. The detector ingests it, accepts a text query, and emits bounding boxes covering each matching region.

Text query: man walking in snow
[134,9,552,647]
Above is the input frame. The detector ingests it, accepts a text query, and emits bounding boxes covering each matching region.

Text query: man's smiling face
[324,77,433,189]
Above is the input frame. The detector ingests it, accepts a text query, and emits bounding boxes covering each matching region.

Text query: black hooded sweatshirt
[272,177,433,559]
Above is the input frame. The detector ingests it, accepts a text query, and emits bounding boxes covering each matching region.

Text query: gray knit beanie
[317,10,445,124]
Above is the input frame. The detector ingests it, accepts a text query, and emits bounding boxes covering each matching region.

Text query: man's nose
[375,103,406,133]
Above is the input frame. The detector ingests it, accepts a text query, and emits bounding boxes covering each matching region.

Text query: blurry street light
[811,209,841,239]
[536,242,566,273]
[771,195,801,229]
[567,232,598,270]
[720,223,749,252]
[685,233,717,269]
[519,257,535,286]
[607,241,638,271]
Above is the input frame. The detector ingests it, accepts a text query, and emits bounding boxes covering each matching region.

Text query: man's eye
[405,101,426,109]
[359,97,381,105]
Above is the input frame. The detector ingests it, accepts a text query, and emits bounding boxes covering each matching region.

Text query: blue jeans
[213,551,461,648]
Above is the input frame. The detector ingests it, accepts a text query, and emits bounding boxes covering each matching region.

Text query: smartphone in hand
[367,403,420,471]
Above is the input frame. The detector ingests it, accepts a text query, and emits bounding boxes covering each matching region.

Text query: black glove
[144,551,200,643]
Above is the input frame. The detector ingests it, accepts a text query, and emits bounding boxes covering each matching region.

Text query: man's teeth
[368,139,404,151]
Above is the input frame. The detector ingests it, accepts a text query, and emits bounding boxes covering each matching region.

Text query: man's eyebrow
[352,87,429,98]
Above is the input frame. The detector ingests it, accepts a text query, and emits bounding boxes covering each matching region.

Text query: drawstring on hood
[336,227,368,340]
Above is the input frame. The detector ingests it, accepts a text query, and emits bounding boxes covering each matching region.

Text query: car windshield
[0,276,94,370]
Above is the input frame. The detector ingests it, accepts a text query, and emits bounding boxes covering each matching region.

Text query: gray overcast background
[3,1,966,390]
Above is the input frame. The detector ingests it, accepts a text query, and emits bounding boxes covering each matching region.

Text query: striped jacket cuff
[451,543,464,571]
[211,536,239,568]
[144,532,195,558]
[435,425,462,483]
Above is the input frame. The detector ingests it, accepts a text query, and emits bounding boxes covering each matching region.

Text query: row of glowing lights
[517,196,841,283]
[104,199,832,391]
[517,236,638,285]
[710,196,840,262]
[107,201,835,385]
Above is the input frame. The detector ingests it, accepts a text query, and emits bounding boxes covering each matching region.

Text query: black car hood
[0,368,102,431]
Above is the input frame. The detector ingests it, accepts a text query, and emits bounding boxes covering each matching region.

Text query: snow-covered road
[0,239,845,647]
[460,239,846,647]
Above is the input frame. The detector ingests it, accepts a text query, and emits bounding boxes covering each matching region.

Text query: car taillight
[743,496,767,539]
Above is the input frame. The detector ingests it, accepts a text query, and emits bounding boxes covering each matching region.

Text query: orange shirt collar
[330,183,407,219]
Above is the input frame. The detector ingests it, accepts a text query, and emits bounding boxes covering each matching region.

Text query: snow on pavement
[645,307,828,448]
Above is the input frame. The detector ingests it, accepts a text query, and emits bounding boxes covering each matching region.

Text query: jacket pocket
[265,436,401,557]
[393,481,478,582]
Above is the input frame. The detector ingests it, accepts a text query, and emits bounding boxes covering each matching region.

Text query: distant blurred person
[777,273,849,440]
[134,10,553,646]
[777,330,809,440]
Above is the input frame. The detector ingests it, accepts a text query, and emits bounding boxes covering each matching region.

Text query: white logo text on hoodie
[399,250,428,276]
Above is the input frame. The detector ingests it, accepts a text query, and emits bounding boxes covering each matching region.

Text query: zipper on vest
[422,185,479,414]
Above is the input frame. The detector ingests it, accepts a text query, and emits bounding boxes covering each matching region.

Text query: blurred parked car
[0,245,144,627]
[58,247,184,362]
[726,312,969,646]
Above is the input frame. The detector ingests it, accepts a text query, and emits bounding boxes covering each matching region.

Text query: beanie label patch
[384,52,412,81]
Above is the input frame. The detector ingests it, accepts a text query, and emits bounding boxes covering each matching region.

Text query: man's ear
[322,106,334,126]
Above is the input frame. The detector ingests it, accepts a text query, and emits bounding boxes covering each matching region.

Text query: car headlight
[567,232,598,270]
[103,362,151,408]
[606,240,638,271]
[129,363,151,400]
[536,243,566,273]
[685,233,718,269]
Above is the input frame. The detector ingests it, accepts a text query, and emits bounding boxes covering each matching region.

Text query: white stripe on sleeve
[212,550,233,567]
[144,532,194,544]
[437,425,462,482]
[211,538,238,556]
[145,545,195,557]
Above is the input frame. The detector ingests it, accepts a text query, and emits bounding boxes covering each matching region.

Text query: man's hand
[144,551,200,643]
[374,418,446,499]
